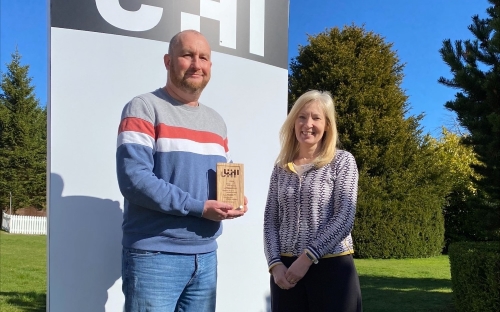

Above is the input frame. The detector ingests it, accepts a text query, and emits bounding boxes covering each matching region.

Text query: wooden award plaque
[216,163,244,210]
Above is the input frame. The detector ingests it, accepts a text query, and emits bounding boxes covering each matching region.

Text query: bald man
[117,30,247,312]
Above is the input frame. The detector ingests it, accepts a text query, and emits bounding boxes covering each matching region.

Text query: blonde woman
[263,90,362,311]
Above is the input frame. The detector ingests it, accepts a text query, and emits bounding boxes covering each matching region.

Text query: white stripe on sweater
[117,131,155,149]
[157,138,226,156]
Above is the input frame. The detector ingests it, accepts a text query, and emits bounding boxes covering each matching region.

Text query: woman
[263,90,362,312]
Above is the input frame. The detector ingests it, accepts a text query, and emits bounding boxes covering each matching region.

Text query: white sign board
[49,0,289,311]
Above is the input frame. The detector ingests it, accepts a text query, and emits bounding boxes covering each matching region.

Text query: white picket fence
[1,212,47,235]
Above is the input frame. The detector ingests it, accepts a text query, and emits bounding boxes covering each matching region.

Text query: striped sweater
[263,150,358,269]
[116,88,230,254]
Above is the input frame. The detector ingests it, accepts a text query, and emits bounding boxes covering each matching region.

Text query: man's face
[167,32,212,95]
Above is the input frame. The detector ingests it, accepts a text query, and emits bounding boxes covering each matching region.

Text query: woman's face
[294,100,327,150]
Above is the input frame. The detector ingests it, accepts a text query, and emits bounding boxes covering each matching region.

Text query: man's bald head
[168,30,210,56]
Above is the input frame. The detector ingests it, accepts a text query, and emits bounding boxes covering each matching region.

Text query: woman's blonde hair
[276,90,338,169]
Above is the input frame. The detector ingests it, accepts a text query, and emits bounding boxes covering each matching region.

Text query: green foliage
[0,49,47,211]
[289,25,450,258]
[448,241,500,312]
[430,128,480,195]
[439,0,500,240]
[355,172,446,259]
[429,128,486,247]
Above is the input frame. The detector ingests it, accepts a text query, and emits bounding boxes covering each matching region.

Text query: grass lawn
[0,231,46,312]
[0,231,454,311]
[355,256,454,312]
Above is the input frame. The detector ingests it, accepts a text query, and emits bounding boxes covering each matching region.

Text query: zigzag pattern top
[263,150,359,269]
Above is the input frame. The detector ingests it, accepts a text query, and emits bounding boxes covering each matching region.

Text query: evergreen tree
[289,25,452,258]
[438,0,500,240]
[0,99,7,134]
[0,49,46,211]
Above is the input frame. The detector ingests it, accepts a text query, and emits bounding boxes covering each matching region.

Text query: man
[116,30,247,312]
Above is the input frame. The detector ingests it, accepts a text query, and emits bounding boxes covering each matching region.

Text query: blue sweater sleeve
[116,99,205,217]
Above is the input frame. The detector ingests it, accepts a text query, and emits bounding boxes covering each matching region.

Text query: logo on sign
[221,169,240,177]
[95,0,265,56]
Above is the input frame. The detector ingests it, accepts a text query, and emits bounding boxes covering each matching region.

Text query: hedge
[353,179,445,258]
[448,241,500,312]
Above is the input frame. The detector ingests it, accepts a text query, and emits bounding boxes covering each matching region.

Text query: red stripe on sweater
[156,124,229,152]
[118,117,155,137]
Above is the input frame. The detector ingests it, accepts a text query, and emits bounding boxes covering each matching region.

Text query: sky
[0,0,491,137]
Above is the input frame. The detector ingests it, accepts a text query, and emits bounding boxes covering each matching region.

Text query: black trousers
[270,254,362,312]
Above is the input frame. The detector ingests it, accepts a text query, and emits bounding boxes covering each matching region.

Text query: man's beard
[170,64,209,95]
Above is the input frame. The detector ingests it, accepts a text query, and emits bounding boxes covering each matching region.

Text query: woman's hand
[271,264,296,290]
[285,253,312,285]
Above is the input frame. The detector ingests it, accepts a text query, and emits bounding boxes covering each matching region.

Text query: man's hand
[202,200,232,221]
[271,263,295,290]
[226,196,248,219]
[242,196,249,213]
[203,197,248,221]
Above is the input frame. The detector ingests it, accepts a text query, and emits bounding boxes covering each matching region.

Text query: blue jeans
[122,248,217,312]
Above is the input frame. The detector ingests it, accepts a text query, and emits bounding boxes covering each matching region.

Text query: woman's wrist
[269,262,284,274]
[303,249,319,264]
[299,253,314,267]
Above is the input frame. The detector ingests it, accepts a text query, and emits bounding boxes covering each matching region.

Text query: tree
[0,97,8,134]
[0,49,46,211]
[439,0,500,240]
[429,128,483,248]
[289,25,453,258]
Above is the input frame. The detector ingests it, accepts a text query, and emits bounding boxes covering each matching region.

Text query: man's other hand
[202,200,232,221]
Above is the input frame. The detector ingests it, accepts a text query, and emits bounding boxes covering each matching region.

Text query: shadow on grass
[0,291,46,312]
[359,275,455,312]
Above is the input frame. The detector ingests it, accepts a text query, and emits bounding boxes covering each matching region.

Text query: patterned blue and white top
[263,150,359,271]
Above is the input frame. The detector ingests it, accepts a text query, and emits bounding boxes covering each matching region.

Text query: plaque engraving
[216,163,244,210]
